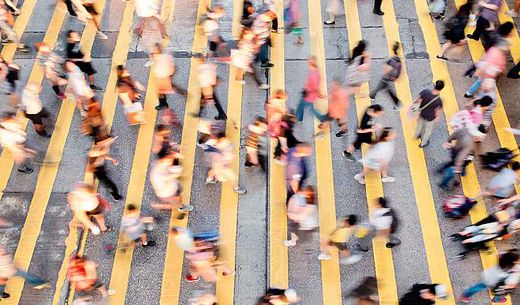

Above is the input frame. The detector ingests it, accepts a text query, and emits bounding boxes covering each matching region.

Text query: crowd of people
[0,0,518,304]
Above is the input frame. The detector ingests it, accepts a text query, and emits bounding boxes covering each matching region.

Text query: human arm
[478,1,498,10]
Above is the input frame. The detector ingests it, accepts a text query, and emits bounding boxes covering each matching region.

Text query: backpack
[480,148,515,171]
[383,208,399,234]
[386,56,402,81]
[443,195,477,218]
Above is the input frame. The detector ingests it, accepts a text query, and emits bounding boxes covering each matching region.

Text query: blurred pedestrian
[68,182,110,235]
[400,283,448,305]
[67,255,115,299]
[65,61,94,117]
[80,98,110,143]
[116,65,145,125]
[296,56,325,122]
[87,138,122,201]
[316,79,349,138]
[201,5,225,54]
[285,143,312,200]
[324,0,342,25]
[356,197,401,251]
[134,0,167,39]
[153,43,187,111]
[370,42,401,110]
[345,40,371,98]
[245,116,268,170]
[63,0,107,39]
[412,80,444,148]
[0,112,36,173]
[35,42,67,100]
[355,127,396,184]
[0,1,30,51]
[196,56,228,119]
[120,204,156,247]
[350,277,378,305]
[284,185,319,247]
[373,0,384,15]
[284,0,303,44]
[506,0,520,17]
[467,0,501,41]
[481,161,520,200]
[66,30,102,91]
[436,1,471,60]
[318,214,362,264]
[253,10,276,67]
[342,104,384,162]
[20,82,52,138]
[257,288,300,304]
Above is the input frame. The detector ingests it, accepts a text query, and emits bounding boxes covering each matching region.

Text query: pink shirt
[304,68,321,103]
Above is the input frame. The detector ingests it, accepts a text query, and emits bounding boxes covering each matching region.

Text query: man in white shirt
[134,0,167,38]
[195,57,227,120]
[21,83,51,137]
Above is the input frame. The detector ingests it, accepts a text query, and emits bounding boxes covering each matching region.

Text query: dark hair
[67,30,78,37]
[156,124,169,132]
[116,65,124,72]
[377,197,388,208]
[499,250,519,271]
[512,161,520,171]
[392,42,400,56]
[474,96,493,108]
[346,214,358,226]
[434,80,445,91]
[350,40,366,63]
[456,1,473,17]
[369,104,383,113]
[499,22,514,37]
[127,204,136,211]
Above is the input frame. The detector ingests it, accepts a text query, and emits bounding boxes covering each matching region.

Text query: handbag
[407,94,440,120]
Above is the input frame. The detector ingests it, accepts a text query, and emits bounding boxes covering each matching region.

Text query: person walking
[0,246,50,300]
[63,0,107,39]
[20,82,52,138]
[35,42,67,100]
[86,139,122,201]
[506,0,520,17]
[400,283,449,305]
[345,40,371,99]
[285,143,312,200]
[355,127,397,184]
[284,0,304,44]
[196,56,228,119]
[342,104,384,161]
[120,204,156,247]
[134,0,167,39]
[66,31,102,91]
[284,185,319,247]
[316,79,349,138]
[68,182,111,235]
[296,56,325,122]
[257,288,300,304]
[67,254,115,299]
[324,0,342,25]
[466,0,501,41]
[356,197,401,251]
[152,43,187,111]
[413,80,444,148]
[0,1,30,51]
[65,61,94,117]
[318,214,362,264]
[373,0,384,15]
[436,1,472,60]
[370,42,402,110]
[0,112,36,173]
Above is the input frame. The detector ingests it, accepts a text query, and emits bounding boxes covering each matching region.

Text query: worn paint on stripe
[159,0,207,304]
[50,1,137,304]
[214,0,244,303]
[268,0,288,290]
[306,0,342,304]
[344,1,399,303]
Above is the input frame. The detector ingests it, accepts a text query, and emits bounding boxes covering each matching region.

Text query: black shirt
[418,89,442,121]
[67,42,84,60]
[359,109,374,131]
[399,284,436,305]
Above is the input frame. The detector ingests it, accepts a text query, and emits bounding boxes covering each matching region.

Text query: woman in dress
[354,127,397,184]
[436,0,472,60]
[345,40,371,98]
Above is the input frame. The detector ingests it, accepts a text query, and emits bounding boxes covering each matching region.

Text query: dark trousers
[200,87,227,119]
[373,0,383,12]
[258,42,269,64]
[370,79,400,106]
[470,17,490,41]
[507,62,520,79]
[94,167,120,196]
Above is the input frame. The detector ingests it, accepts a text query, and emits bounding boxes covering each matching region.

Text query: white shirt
[21,89,43,115]
[197,63,217,88]
[370,208,392,230]
[0,121,25,148]
[482,265,520,288]
[174,228,194,251]
[135,0,160,17]
[153,53,175,78]
[69,65,93,99]
[150,160,179,198]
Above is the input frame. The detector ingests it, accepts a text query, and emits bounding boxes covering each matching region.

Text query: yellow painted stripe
[2,1,107,302]
[498,1,520,62]
[0,2,67,202]
[214,0,244,303]
[268,0,288,289]
[50,1,137,304]
[107,0,177,303]
[344,1,399,303]
[159,0,207,304]
[1,0,38,61]
[306,0,341,304]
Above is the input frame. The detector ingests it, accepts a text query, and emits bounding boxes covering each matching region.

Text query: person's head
[473,96,493,110]
[152,43,163,54]
[351,40,367,60]
[375,197,388,208]
[499,250,520,271]
[300,185,316,204]
[434,80,445,92]
[127,204,137,212]
[344,214,358,227]
[367,104,384,117]
[421,284,448,300]
[35,42,50,55]
[156,124,170,135]
[377,127,396,142]
[498,22,514,38]
[274,89,287,99]
[307,56,318,68]
[295,143,313,157]
[67,30,80,42]
[391,41,400,56]
[512,161,520,172]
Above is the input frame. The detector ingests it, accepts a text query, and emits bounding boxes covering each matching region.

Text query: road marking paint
[159,0,207,304]
[306,0,341,304]
[268,0,288,290]
[50,1,137,304]
[2,1,108,303]
[344,1,399,303]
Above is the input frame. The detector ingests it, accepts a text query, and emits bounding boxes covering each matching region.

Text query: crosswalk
[2,0,520,304]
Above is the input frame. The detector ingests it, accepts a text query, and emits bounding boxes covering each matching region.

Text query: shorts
[74,61,96,76]
[25,108,49,125]
[86,204,104,216]
[353,133,372,150]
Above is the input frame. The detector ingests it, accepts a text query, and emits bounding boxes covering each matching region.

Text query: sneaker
[419,141,429,148]
[436,54,448,61]
[342,151,355,162]
[261,63,274,69]
[356,244,369,252]
[90,84,102,91]
[492,296,507,303]
[111,192,122,201]
[335,130,347,137]
[340,254,362,265]
[464,93,473,98]
[185,275,200,282]
[144,60,153,67]
[284,240,296,247]
[155,105,167,111]
[458,295,471,303]
[205,176,218,184]
[97,32,108,39]
[354,173,366,184]
[259,83,270,90]
[1,292,10,299]
[324,20,335,25]
[178,204,194,212]
[373,10,384,15]
[315,131,326,140]
[33,282,51,290]
[17,45,31,52]
[18,167,33,174]
[318,253,331,260]
[1,37,12,43]
[142,240,157,247]
[506,9,518,17]
[381,176,396,183]
[233,186,247,195]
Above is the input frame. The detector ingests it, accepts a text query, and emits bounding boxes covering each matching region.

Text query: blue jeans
[462,282,487,298]
[296,99,324,122]
[0,269,46,294]
[440,166,455,189]
[466,78,482,96]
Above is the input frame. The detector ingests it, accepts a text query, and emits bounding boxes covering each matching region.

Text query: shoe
[244,160,254,168]
[222,271,234,276]
[185,275,200,282]
[419,141,429,148]
[506,9,518,17]
[382,176,396,183]
[318,253,331,260]
[18,167,33,174]
[205,176,218,184]
[436,55,448,61]
[340,254,362,265]
[1,37,12,43]
[17,45,31,52]
[259,83,270,90]
[33,282,51,290]
[315,131,326,140]
[97,32,108,39]
[335,130,347,137]
[155,105,167,111]
[324,20,335,25]
[111,192,122,201]
[144,60,153,67]
[261,63,274,69]
[214,115,227,120]
[178,204,194,212]
[90,84,102,91]
[354,173,366,184]
[284,240,296,247]
[356,244,369,252]
[464,93,473,98]
[466,34,477,40]
[342,151,355,162]
[373,10,384,15]
[57,92,66,100]
[233,186,247,195]
[142,240,157,247]
[458,295,471,303]
[1,292,9,299]
[492,296,507,303]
